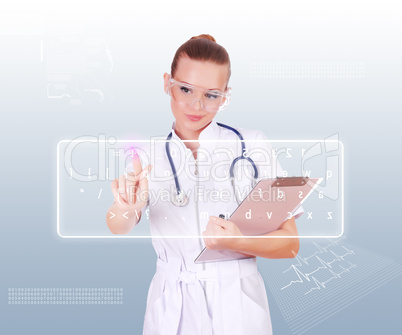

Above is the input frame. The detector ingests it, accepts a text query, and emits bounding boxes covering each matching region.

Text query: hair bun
[190,34,216,43]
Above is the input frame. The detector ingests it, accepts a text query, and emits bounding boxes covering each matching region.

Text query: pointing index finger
[131,147,143,177]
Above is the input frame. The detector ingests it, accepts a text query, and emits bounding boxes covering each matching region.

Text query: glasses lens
[170,82,225,113]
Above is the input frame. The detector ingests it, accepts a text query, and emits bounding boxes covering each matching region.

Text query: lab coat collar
[170,119,220,148]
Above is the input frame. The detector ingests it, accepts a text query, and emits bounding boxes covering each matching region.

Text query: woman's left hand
[202,216,243,250]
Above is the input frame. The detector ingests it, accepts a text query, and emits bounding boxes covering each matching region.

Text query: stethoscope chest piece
[171,192,189,207]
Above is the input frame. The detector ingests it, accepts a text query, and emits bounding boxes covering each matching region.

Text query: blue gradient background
[1,1,401,334]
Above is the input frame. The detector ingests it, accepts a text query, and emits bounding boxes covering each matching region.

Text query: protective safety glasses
[165,75,231,113]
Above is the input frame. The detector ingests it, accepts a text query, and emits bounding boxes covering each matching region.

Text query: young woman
[106,34,303,335]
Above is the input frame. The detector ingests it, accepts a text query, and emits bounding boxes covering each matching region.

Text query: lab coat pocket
[240,272,271,332]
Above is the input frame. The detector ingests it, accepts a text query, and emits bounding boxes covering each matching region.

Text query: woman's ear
[163,72,170,94]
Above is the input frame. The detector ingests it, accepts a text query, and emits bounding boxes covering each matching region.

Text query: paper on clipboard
[194,176,323,264]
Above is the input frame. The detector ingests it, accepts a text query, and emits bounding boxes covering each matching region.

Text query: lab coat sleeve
[252,130,304,220]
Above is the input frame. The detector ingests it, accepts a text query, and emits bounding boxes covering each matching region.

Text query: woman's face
[163,56,229,139]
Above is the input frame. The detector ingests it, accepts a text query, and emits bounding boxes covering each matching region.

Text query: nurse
[106,34,303,335]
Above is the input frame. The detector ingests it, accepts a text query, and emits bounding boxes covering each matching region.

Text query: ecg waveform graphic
[281,238,357,295]
[258,236,402,335]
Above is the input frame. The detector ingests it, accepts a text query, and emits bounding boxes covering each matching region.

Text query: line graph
[257,236,402,334]
[304,262,356,295]
[280,239,356,294]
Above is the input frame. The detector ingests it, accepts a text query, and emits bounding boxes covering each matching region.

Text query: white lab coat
[127,119,304,335]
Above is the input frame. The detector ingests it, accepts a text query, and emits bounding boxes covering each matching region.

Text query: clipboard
[194,176,323,263]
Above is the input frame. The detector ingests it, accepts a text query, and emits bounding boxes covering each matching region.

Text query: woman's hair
[171,34,231,89]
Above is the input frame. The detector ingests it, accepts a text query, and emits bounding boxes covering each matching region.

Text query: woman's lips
[186,114,204,121]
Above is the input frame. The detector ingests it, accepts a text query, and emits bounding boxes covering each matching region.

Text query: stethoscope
[166,122,258,207]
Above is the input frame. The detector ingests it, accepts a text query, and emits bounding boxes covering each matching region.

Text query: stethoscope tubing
[166,122,258,206]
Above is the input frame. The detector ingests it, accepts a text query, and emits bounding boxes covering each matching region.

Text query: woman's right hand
[111,152,152,218]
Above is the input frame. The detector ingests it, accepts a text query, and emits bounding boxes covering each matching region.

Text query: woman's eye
[180,86,192,94]
[205,93,219,99]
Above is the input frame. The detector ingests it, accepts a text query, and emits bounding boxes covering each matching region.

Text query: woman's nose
[190,98,203,111]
